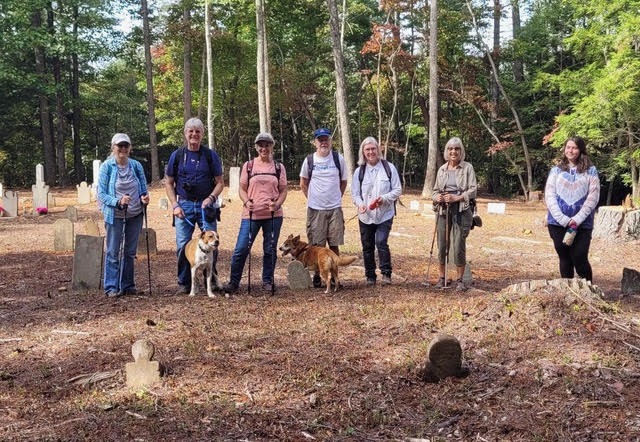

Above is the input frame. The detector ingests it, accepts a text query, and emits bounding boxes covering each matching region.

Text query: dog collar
[199,244,210,254]
[292,244,309,258]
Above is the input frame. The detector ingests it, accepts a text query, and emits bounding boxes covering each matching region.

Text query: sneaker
[105,291,122,298]
[455,279,468,292]
[223,282,239,294]
[312,274,322,288]
[434,277,446,289]
[174,285,189,296]
[366,278,376,286]
[380,275,392,285]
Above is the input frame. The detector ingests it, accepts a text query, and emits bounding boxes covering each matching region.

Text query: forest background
[1,0,639,204]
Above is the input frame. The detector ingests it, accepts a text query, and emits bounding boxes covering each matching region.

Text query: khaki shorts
[306,207,344,247]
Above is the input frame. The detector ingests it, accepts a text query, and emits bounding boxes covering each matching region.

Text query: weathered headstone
[622,267,640,296]
[91,160,101,202]
[54,219,74,251]
[286,260,312,290]
[47,192,55,208]
[71,234,103,291]
[126,339,161,389]
[228,166,240,200]
[1,190,18,217]
[32,164,49,212]
[85,219,100,237]
[158,197,169,210]
[528,190,542,201]
[64,206,78,222]
[418,334,469,383]
[487,202,506,214]
[137,228,157,255]
[77,181,91,205]
[410,200,420,211]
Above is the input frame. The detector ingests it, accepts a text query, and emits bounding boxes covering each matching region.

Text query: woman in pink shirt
[223,133,288,294]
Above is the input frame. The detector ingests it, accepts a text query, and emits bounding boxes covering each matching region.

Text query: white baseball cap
[111,133,131,145]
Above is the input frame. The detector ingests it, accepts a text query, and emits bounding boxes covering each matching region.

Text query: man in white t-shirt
[299,128,348,288]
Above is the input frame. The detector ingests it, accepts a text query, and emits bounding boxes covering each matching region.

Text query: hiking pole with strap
[117,195,129,295]
[270,199,276,296]
[143,201,152,296]
[444,202,450,289]
[247,199,254,295]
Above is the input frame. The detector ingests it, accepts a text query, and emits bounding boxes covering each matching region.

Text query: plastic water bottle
[562,222,577,246]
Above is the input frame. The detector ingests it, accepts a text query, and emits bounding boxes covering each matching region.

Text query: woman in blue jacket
[97,133,150,297]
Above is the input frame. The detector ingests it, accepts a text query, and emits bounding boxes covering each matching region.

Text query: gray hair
[184,117,205,133]
[357,136,382,166]
[443,137,466,162]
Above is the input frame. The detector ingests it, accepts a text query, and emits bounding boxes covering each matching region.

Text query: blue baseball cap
[313,128,332,138]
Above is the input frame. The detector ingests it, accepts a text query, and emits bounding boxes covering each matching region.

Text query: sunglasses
[117,143,131,148]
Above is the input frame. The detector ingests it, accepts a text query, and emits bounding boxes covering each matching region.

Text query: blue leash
[177,202,206,230]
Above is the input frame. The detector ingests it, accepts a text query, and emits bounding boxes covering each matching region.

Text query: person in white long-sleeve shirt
[351,137,402,285]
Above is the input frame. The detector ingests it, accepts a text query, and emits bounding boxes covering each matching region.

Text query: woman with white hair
[351,137,402,285]
[164,117,224,295]
[431,137,477,291]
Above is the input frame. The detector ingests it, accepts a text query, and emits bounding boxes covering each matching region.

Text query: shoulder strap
[306,154,314,180]
[274,161,281,181]
[246,159,254,180]
[202,146,215,175]
[358,165,365,196]
[333,150,342,181]
[172,147,186,178]
[247,160,281,182]
[380,159,392,180]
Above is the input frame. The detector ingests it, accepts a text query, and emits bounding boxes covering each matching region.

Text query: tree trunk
[183,4,192,122]
[48,5,68,186]
[205,0,216,149]
[255,0,270,133]
[141,0,159,181]
[198,44,205,120]
[327,0,355,178]
[593,206,640,240]
[32,10,55,185]
[490,0,500,123]
[511,0,523,82]
[71,4,84,182]
[630,122,639,203]
[422,0,439,198]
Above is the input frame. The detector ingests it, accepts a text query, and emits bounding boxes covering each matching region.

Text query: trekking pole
[143,201,152,296]
[247,199,254,295]
[423,208,440,287]
[444,202,450,289]
[270,199,276,296]
[117,195,129,294]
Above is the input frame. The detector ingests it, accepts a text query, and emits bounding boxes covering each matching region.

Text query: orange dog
[279,234,357,293]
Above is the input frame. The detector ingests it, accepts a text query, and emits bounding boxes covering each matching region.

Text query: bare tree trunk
[422,0,439,198]
[183,4,192,122]
[141,0,159,181]
[255,0,270,132]
[32,10,55,184]
[511,0,523,82]
[205,0,216,149]
[198,45,205,120]
[71,4,84,182]
[48,5,67,186]
[374,10,392,144]
[466,0,532,198]
[631,122,639,202]
[490,0,500,123]
[328,0,355,178]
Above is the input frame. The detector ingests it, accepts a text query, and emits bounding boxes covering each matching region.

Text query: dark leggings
[547,225,593,282]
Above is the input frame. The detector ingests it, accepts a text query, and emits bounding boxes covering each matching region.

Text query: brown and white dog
[279,234,357,293]
[184,230,222,297]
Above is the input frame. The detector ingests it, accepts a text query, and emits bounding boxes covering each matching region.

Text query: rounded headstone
[132,339,155,362]
[419,334,468,382]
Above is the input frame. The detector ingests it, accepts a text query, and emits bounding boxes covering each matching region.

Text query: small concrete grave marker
[487,202,506,214]
[126,339,161,389]
[1,190,18,217]
[54,219,74,251]
[77,181,91,205]
[158,197,169,210]
[418,334,469,383]
[85,219,100,236]
[622,267,640,296]
[463,262,473,285]
[410,200,420,211]
[228,167,240,200]
[47,192,55,208]
[32,164,49,213]
[287,260,312,290]
[137,228,157,255]
[71,234,103,291]
[64,206,78,222]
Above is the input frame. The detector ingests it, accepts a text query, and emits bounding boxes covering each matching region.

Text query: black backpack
[246,159,282,182]
[171,146,217,178]
[357,159,396,214]
[305,150,343,181]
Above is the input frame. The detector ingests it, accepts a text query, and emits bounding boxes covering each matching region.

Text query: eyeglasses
[117,143,131,148]
[447,147,461,151]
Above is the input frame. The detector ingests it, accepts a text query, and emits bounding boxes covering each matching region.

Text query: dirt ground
[1,184,640,441]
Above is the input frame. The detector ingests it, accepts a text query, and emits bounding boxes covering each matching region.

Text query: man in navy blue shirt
[165,117,224,295]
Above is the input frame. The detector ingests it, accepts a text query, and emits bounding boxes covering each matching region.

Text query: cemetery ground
[1,185,640,441]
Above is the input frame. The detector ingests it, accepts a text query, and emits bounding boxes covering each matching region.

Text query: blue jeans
[175,199,218,288]
[229,216,283,286]
[358,218,393,280]
[104,213,144,294]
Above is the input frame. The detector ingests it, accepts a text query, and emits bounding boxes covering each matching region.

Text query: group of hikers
[96,117,600,297]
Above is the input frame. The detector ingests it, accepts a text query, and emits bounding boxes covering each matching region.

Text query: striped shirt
[545,165,600,229]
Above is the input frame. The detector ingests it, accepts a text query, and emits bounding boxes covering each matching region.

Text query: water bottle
[562,222,577,246]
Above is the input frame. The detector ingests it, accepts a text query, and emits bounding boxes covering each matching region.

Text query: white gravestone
[0,183,3,199]
[2,190,18,217]
[228,167,240,200]
[91,160,101,201]
[410,200,420,211]
[77,181,91,205]
[32,164,49,212]
[487,202,506,214]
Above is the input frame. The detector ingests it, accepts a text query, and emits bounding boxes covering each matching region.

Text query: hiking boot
[380,274,392,285]
[105,291,122,298]
[455,279,468,292]
[174,285,190,296]
[312,274,322,288]
[261,282,275,294]
[366,278,376,286]
[223,282,239,294]
[434,277,446,289]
